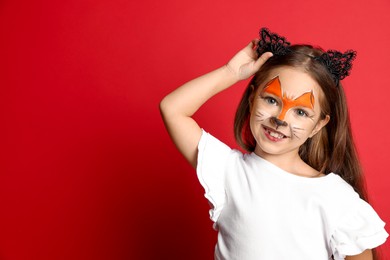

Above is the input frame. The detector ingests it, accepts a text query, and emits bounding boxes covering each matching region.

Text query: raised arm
[160,40,272,168]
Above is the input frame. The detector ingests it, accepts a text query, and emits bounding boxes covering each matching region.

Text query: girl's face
[249,67,329,157]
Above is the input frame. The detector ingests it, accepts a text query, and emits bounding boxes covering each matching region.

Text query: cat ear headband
[256,28,357,87]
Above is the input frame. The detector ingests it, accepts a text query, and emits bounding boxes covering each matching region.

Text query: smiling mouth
[263,125,288,140]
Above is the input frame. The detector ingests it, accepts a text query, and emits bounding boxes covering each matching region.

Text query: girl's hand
[226,39,273,81]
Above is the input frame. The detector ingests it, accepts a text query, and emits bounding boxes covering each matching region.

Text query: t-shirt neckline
[249,152,336,182]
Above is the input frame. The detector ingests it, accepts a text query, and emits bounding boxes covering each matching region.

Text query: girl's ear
[248,85,256,112]
[310,115,330,138]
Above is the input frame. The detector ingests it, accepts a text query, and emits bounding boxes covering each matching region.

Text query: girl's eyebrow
[289,91,315,109]
[262,87,315,108]
[261,76,315,108]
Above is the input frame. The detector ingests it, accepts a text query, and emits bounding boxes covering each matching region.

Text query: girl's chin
[254,143,300,157]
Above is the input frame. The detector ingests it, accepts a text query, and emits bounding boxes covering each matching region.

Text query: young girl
[160,28,388,260]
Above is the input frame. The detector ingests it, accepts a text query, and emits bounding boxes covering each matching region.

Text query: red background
[1,0,389,259]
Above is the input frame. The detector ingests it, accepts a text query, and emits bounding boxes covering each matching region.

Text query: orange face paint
[262,76,314,120]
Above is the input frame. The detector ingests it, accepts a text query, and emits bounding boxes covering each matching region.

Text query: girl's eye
[296,109,308,117]
[264,97,278,105]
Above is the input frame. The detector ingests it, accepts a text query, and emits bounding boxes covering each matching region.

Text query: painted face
[249,67,328,157]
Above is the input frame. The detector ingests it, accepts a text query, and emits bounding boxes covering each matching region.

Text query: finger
[253,52,273,70]
[244,39,260,59]
[245,40,255,52]
[251,39,260,50]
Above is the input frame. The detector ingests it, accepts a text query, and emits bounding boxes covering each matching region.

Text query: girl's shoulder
[320,173,360,206]
[320,174,383,228]
[325,173,356,194]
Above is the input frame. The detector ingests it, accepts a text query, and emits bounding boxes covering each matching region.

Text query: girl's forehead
[259,67,321,97]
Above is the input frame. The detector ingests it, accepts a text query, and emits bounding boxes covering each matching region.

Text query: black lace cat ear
[314,50,357,86]
[256,27,357,86]
[256,28,291,57]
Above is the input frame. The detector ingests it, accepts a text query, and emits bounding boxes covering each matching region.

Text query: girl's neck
[254,146,323,178]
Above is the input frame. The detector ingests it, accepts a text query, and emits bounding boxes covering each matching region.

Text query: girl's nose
[270,117,288,129]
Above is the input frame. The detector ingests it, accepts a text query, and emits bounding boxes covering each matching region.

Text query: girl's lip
[263,126,287,142]
[262,125,289,138]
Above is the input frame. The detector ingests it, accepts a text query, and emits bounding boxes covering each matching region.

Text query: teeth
[269,130,284,139]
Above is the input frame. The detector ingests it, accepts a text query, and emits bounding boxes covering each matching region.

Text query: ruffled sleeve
[330,199,388,259]
[196,130,232,225]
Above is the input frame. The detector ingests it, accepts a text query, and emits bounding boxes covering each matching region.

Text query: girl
[160,28,388,259]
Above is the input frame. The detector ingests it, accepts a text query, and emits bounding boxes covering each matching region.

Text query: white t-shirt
[196,130,388,260]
